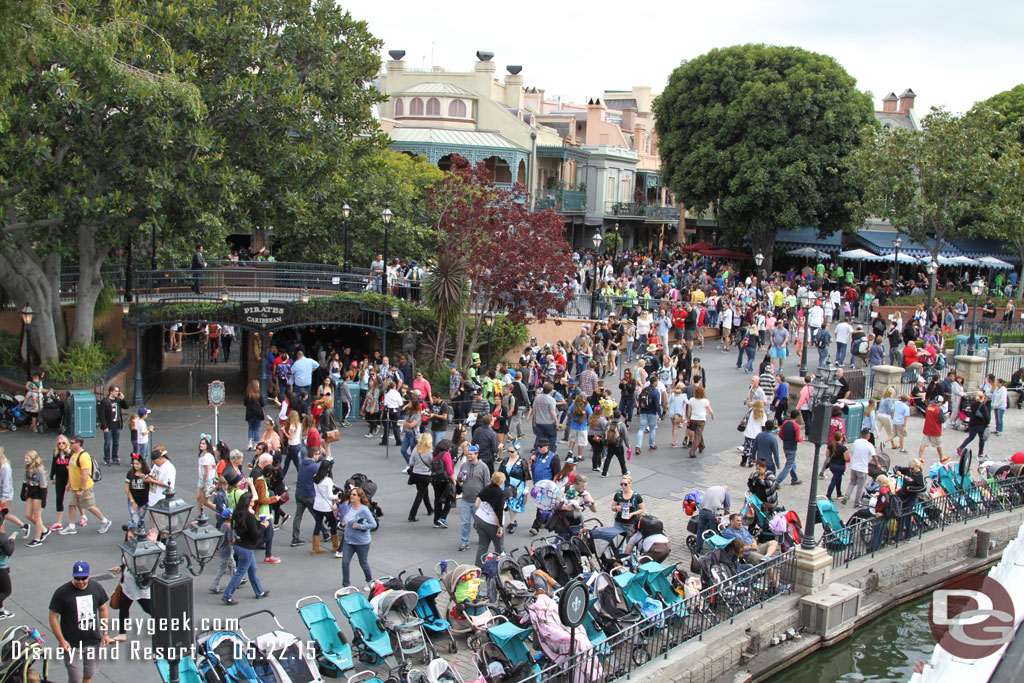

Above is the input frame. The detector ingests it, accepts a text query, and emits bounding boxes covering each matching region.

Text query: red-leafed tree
[425,156,576,369]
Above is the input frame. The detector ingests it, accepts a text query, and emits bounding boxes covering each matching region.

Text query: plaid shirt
[578,369,599,397]
[449,372,461,397]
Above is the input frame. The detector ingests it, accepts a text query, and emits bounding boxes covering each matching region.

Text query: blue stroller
[403,572,458,654]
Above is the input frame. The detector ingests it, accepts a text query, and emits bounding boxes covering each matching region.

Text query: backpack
[637,514,664,537]
[814,329,829,349]
[883,493,903,520]
[638,385,655,411]
[91,457,103,483]
[856,339,869,356]
[605,420,622,445]
[429,454,449,484]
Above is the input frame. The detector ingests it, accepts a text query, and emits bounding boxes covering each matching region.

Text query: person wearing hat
[135,407,154,461]
[49,560,111,682]
[143,446,176,511]
[456,444,491,552]
[893,459,926,541]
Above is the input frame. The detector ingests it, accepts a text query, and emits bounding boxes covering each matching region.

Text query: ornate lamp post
[968,278,985,355]
[19,306,33,383]
[892,235,903,287]
[754,252,765,286]
[801,365,842,549]
[381,205,393,295]
[798,294,811,377]
[342,202,352,273]
[614,223,621,257]
[590,232,603,319]
[219,287,229,304]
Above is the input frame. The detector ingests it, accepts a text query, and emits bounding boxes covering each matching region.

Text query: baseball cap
[72,561,90,578]
[450,363,458,370]
[468,444,480,453]
[138,407,150,417]
[219,507,233,519]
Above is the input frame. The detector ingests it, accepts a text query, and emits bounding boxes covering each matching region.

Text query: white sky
[342,0,1023,115]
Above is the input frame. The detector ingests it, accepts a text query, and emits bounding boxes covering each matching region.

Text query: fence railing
[820,476,1024,569]
[519,550,797,683]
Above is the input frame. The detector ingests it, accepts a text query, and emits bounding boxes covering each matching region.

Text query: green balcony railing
[536,189,587,212]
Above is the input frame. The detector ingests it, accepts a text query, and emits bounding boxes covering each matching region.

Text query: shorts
[75,488,96,508]
[745,551,767,565]
[924,435,941,448]
[671,414,686,425]
[569,429,589,450]
[895,423,907,438]
[65,644,100,682]
[201,483,216,498]
[770,346,787,359]
[684,329,695,341]
[673,327,684,340]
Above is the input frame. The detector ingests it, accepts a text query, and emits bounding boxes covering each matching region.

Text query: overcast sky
[343,0,1022,115]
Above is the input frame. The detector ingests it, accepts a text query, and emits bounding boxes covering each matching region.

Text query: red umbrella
[679,241,714,253]
[698,248,753,260]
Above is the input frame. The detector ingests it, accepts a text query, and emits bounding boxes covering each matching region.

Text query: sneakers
[48,523,63,530]
[671,442,678,448]
[335,550,344,558]
[401,466,410,474]
[0,609,13,620]
[222,598,238,606]
[20,524,30,539]
[437,519,448,529]
[457,544,469,552]
[209,588,223,594]
[255,591,270,599]
[40,528,52,541]
[433,521,444,529]
[79,515,87,527]
[263,557,281,564]
[528,528,539,536]
[940,455,951,464]
[290,539,306,547]
[26,539,43,548]
[98,519,112,534]
[59,525,77,535]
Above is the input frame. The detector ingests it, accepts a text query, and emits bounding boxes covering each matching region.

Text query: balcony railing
[605,201,678,219]
[536,189,587,212]
[646,205,679,221]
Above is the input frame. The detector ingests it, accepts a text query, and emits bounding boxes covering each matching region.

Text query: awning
[680,241,714,252]
[787,247,831,260]
[975,256,1015,270]
[919,255,976,267]
[851,231,955,258]
[773,227,842,253]
[839,248,888,262]
[699,248,753,260]
[947,238,1018,262]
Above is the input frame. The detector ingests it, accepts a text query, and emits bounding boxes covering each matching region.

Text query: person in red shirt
[902,341,919,368]
[918,396,947,464]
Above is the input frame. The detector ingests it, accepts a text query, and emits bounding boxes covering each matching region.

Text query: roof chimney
[386,49,406,74]
[898,88,916,114]
[881,92,897,113]
[504,66,523,109]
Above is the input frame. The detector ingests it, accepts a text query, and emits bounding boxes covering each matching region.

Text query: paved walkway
[0,341,1020,682]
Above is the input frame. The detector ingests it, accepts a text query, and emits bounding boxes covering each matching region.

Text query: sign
[559,580,588,628]
[929,573,1014,659]
[236,302,292,330]
[208,381,226,407]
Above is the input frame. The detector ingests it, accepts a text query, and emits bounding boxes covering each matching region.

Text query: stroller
[237,609,325,683]
[156,657,203,683]
[525,593,601,683]
[439,563,504,650]
[345,473,385,522]
[697,549,751,613]
[296,596,356,677]
[371,589,436,664]
[815,497,853,548]
[473,642,535,683]
[197,630,260,683]
[494,555,533,618]
[36,392,64,434]
[403,573,458,654]
[335,587,395,666]
[586,572,649,665]
[0,625,50,683]
[0,393,30,431]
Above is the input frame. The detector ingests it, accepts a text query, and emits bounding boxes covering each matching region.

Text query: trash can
[331,380,359,423]
[68,390,97,438]
[842,398,869,443]
[955,334,990,356]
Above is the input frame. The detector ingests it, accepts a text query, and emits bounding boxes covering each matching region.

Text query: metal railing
[518,550,797,683]
[535,189,587,212]
[820,476,1024,569]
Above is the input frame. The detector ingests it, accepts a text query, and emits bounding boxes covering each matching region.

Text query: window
[448,99,467,118]
[426,98,440,116]
[410,98,424,115]
[394,99,404,116]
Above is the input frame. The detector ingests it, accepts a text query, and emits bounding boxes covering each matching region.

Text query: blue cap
[219,507,233,519]
[72,561,90,578]
[468,444,480,453]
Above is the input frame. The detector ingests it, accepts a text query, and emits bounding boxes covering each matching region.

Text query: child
[208,507,236,594]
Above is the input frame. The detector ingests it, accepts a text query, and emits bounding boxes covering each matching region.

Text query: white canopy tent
[787,247,831,260]
[975,256,1015,270]
[838,248,887,262]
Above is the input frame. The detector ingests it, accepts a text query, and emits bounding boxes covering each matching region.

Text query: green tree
[982,84,1024,144]
[846,106,1011,302]
[653,44,874,272]
[989,136,1024,298]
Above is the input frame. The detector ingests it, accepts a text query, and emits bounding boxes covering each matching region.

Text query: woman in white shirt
[196,435,217,512]
[685,385,714,458]
[311,457,340,555]
[668,384,689,449]
[741,400,767,467]
[636,311,652,343]
[993,379,1008,436]
[721,304,734,352]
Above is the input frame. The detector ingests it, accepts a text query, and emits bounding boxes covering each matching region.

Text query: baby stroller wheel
[467,635,482,651]
[685,535,696,550]
[448,638,458,654]
[631,645,650,666]
[9,424,15,432]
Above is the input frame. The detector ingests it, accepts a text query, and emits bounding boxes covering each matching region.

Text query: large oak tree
[653,44,874,271]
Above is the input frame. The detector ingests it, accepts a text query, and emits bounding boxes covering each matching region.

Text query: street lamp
[381,204,393,295]
[20,306,33,383]
[968,278,985,355]
[754,252,765,285]
[118,526,165,586]
[300,288,310,304]
[121,300,130,316]
[220,287,229,303]
[801,365,841,549]
[614,223,621,256]
[341,202,352,273]
[798,296,811,377]
[892,236,903,287]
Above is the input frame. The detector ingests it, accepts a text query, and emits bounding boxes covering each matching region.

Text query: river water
[767,594,935,683]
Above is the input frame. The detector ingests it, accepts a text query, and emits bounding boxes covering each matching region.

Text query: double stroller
[439,563,505,650]
[0,393,30,431]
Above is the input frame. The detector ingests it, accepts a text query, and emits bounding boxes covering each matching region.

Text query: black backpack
[814,329,829,349]
[883,493,903,520]
[638,385,655,411]
[429,455,448,484]
[637,514,664,537]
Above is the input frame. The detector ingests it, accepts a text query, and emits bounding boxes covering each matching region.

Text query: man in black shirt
[49,560,110,683]
[98,385,128,465]
[427,394,449,444]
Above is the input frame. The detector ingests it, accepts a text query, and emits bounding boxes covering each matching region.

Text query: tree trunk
[928,246,939,304]
[1016,237,1024,301]
[69,223,112,346]
[0,246,64,363]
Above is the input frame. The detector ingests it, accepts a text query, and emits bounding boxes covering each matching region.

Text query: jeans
[995,408,1005,433]
[247,418,262,444]
[618,397,635,425]
[223,547,264,600]
[533,423,558,455]
[777,448,799,483]
[835,342,847,366]
[817,347,829,367]
[283,444,301,477]
[474,517,503,566]
[826,463,845,499]
[292,495,315,543]
[867,516,887,553]
[431,430,447,446]
[210,552,236,591]
[743,346,756,372]
[635,413,658,450]
[103,428,121,463]
[897,509,915,542]
[342,542,372,587]
[137,441,151,460]
[459,499,474,546]
[695,508,718,553]
[960,425,987,456]
[259,524,274,559]
[400,431,417,464]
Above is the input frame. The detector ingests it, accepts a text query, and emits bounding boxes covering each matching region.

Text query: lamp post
[590,232,603,319]
[123,297,143,407]
[614,223,621,257]
[144,489,222,683]
[754,252,765,288]
[219,287,229,304]
[19,306,32,383]
[801,365,841,549]
[797,295,810,377]
[892,236,903,287]
[968,278,985,355]
[342,202,352,274]
[300,288,310,304]
[381,205,393,295]
[384,305,400,460]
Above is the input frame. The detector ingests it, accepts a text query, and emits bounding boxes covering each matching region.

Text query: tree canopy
[981,84,1024,144]
[653,44,875,271]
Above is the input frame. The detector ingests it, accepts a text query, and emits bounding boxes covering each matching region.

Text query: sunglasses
[620,482,629,487]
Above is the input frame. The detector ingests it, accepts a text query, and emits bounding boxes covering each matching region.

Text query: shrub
[43,343,118,387]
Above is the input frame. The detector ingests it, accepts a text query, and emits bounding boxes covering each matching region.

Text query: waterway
[767,594,934,683]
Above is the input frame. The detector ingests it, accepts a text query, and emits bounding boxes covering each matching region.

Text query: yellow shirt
[600,397,616,418]
[773,290,784,307]
[691,290,706,304]
[69,451,94,491]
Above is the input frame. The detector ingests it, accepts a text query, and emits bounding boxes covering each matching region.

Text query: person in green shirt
[845,270,854,284]
[815,263,825,277]
[832,265,844,279]
[467,353,481,383]
[481,371,495,409]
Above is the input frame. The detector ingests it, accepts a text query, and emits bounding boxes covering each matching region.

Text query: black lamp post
[892,235,903,288]
[754,252,765,288]
[798,295,810,377]
[590,232,603,319]
[614,223,621,257]
[123,298,143,407]
[968,278,985,355]
[342,202,352,273]
[19,306,33,383]
[381,205,393,295]
[300,288,310,304]
[144,489,222,683]
[801,365,842,549]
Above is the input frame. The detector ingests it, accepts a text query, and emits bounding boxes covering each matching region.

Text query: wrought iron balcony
[536,189,587,212]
